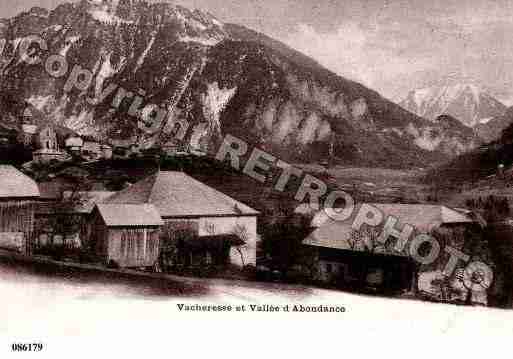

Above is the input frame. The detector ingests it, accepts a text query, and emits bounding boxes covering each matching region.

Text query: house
[0,165,40,254]
[33,124,67,164]
[101,144,113,160]
[303,204,479,295]
[0,123,17,147]
[20,124,38,147]
[111,139,133,159]
[108,141,141,159]
[82,141,102,160]
[18,108,37,148]
[89,204,163,268]
[113,145,130,159]
[34,187,115,250]
[65,136,84,154]
[128,143,141,156]
[162,139,189,157]
[35,181,68,248]
[104,171,260,268]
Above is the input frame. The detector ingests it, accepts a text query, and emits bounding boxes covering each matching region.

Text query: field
[295,165,430,203]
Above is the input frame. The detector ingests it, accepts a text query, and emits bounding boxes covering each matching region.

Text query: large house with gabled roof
[103,171,260,268]
[303,203,481,296]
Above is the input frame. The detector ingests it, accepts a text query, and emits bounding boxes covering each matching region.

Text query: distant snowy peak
[410,84,480,110]
[400,84,507,128]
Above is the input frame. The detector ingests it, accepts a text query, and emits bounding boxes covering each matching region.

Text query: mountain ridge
[0,1,478,168]
[400,83,508,131]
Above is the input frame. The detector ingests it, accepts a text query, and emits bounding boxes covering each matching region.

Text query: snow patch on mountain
[407,122,478,155]
[413,130,443,152]
[261,101,278,132]
[400,83,506,128]
[201,82,237,132]
[413,84,479,115]
[175,10,206,31]
[298,112,322,145]
[12,37,24,51]
[413,87,435,109]
[212,18,223,28]
[179,35,221,46]
[88,1,132,25]
[286,74,349,118]
[135,32,156,71]
[350,98,368,118]
[275,102,299,142]
[94,52,126,95]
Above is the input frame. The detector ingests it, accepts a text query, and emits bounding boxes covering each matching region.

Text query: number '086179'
[11,343,44,352]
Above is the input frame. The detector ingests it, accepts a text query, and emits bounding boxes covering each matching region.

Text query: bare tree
[231,223,250,267]
[348,227,385,253]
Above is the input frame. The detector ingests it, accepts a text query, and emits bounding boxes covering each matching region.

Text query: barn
[303,204,478,295]
[0,165,40,254]
[104,171,259,268]
[89,204,163,268]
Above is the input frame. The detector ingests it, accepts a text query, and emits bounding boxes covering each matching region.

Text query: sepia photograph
[0,0,512,357]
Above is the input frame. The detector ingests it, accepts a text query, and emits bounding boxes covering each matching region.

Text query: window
[326,263,333,273]
[127,237,135,259]
[146,238,152,256]
[138,239,144,260]
[366,268,385,286]
[121,233,127,257]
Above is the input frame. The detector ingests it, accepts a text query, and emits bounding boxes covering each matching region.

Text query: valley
[296,164,430,204]
[0,0,511,311]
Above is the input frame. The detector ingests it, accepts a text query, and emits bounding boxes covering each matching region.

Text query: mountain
[0,0,475,168]
[474,106,513,143]
[423,114,481,155]
[425,112,513,186]
[400,84,507,130]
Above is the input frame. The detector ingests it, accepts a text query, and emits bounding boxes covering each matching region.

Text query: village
[0,103,510,309]
[3,0,513,356]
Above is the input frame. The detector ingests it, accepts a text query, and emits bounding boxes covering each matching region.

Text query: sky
[3,0,513,104]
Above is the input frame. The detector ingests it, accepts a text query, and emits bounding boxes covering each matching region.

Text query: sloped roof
[0,165,40,198]
[374,204,473,230]
[65,137,84,148]
[36,122,76,138]
[304,203,475,253]
[310,203,473,230]
[83,141,101,152]
[105,171,259,218]
[96,204,163,227]
[22,124,38,135]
